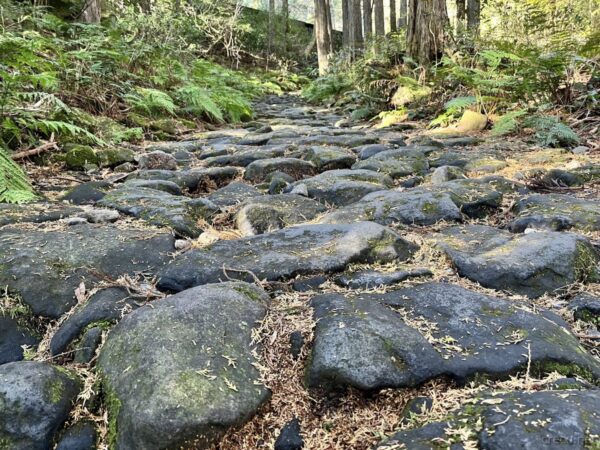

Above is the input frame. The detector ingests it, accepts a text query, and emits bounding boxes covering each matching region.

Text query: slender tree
[352,0,364,49]
[406,0,448,64]
[268,0,275,58]
[342,0,350,48]
[282,0,290,49]
[467,0,480,35]
[398,0,407,27]
[80,0,101,23]
[315,0,333,74]
[325,0,335,53]
[363,0,373,39]
[456,0,466,30]
[374,0,385,35]
[390,0,397,32]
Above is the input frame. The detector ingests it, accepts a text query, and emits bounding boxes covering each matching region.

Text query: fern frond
[0,147,37,204]
[125,88,176,117]
[175,85,224,122]
[491,110,527,136]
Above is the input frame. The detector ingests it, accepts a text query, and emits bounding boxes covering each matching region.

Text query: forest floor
[1,93,600,449]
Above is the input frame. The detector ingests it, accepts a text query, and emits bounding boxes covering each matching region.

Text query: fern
[210,87,252,123]
[175,85,224,122]
[524,115,580,147]
[29,119,104,145]
[492,109,527,136]
[430,96,477,128]
[0,147,37,204]
[125,88,176,117]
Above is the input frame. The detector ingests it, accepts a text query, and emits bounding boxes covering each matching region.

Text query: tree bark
[342,0,350,48]
[467,0,480,35]
[406,0,448,64]
[80,0,101,23]
[282,0,289,49]
[352,0,363,49]
[363,0,372,39]
[315,0,333,74]
[325,0,335,53]
[390,0,397,32]
[456,0,466,27]
[268,0,275,57]
[373,0,385,35]
[398,0,407,27]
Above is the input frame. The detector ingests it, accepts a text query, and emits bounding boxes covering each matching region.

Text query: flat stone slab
[306,283,600,392]
[99,186,219,237]
[510,193,600,232]
[235,194,327,236]
[205,182,262,208]
[303,146,356,171]
[285,169,394,206]
[435,225,599,298]
[203,146,287,167]
[243,157,316,182]
[157,222,417,292]
[0,361,80,449]
[352,148,430,179]
[0,203,84,226]
[319,189,462,226]
[98,282,270,449]
[0,225,174,318]
[127,167,241,192]
[376,390,600,450]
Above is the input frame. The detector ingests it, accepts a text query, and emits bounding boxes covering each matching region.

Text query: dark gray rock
[82,208,120,224]
[304,146,356,171]
[285,169,394,207]
[376,391,600,450]
[320,190,462,226]
[60,182,110,205]
[205,182,262,208]
[98,282,270,450]
[383,283,600,382]
[289,331,304,360]
[435,225,599,297]
[203,146,287,167]
[73,327,103,364]
[0,316,39,365]
[428,150,469,168]
[569,293,600,327]
[430,165,466,184]
[96,147,136,168]
[292,275,328,292]
[275,418,304,450]
[235,194,327,236]
[127,167,242,192]
[244,158,316,182]
[122,179,183,195]
[55,421,96,450]
[0,361,80,450]
[335,268,432,289]
[137,150,177,170]
[99,186,219,237]
[146,140,205,154]
[0,225,174,318]
[352,148,430,179]
[0,203,83,226]
[238,133,272,146]
[50,287,138,356]
[511,194,600,232]
[306,294,443,391]
[401,396,433,422]
[157,222,417,293]
[355,144,395,160]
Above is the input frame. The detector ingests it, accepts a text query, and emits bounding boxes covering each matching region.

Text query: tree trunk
[352,0,363,49]
[467,0,480,35]
[325,0,335,53]
[315,0,332,74]
[456,0,466,29]
[80,0,101,23]
[373,0,385,35]
[406,0,448,64]
[363,0,372,39]
[398,0,407,27]
[268,0,275,57]
[390,0,397,32]
[282,0,289,49]
[342,0,350,48]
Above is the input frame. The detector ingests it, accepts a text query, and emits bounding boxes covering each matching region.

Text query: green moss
[96,147,136,168]
[60,144,99,170]
[102,380,122,449]
[574,241,599,283]
[232,285,264,303]
[422,201,440,215]
[149,119,178,134]
[0,435,15,450]
[533,361,595,383]
[44,377,64,404]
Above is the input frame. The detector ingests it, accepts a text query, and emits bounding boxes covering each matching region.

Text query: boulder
[203,146,287,167]
[0,361,80,449]
[285,169,394,207]
[334,268,432,289]
[205,182,262,208]
[137,150,177,170]
[127,167,242,192]
[99,186,219,237]
[244,158,316,182]
[0,203,83,226]
[157,222,417,292]
[96,147,136,168]
[98,282,270,449]
[0,225,174,318]
[55,421,97,450]
[235,194,327,236]
[510,193,600,232]
[352,148,430,179]
[435,225,599,297]
[304,146,356,171]
[376,391,600,450]
[0,315,39,365]
[319,190,462,226]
